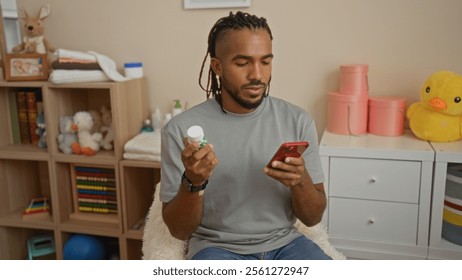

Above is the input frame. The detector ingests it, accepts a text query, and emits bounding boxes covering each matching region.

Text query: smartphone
[266,141,309,168]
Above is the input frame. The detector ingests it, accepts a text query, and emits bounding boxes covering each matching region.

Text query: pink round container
[327,91,368,135]
[339,64,369,95]
[368,96,407,136]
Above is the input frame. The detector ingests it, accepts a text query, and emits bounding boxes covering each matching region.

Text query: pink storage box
[327,91,368,135]
[339,64,369,95]
[368,96,407,136]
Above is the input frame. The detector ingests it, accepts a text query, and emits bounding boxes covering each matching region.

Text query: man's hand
[181,138,219,185]
[264,156,327,227]
[264,156,308,188]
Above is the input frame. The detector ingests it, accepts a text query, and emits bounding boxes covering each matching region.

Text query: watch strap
[181,172,208,192]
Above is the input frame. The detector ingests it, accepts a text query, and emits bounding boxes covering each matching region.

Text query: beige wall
[16,0,462,137]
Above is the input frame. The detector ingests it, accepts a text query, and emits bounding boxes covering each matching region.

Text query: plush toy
[88,109,103,134]
[99,106,114,150]
[12,4,55,54]
[57,116,77,154]
[35,111,47,148]
[407,70,462,142]
[71,111,102,156]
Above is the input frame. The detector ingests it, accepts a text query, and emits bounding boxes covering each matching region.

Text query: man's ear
[210,58,222,76]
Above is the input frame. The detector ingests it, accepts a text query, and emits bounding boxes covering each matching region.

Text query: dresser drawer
[328,197,419,245]
[329,157,421,203]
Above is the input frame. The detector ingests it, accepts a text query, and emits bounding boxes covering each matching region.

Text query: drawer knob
[369,177,377,183]
[368,218,375,224]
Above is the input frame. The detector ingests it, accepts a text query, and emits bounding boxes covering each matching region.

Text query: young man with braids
[160,11,330,260]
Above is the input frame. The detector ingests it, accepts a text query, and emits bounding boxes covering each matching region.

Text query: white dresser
[319,130,434,259]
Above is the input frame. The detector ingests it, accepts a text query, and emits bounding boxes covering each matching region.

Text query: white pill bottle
[187,125,207,148]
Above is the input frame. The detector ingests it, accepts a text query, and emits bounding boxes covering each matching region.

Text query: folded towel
[49,69,110,84]
[124,131,161,155]
[52,61,102,70]
[54,49,97,62]
[88,51,129,82]
[51,49,130,84]
[58,58,97,64]
[123,152,161,162]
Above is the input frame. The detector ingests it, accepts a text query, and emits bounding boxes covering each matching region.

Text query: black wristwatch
[181,172,208,193]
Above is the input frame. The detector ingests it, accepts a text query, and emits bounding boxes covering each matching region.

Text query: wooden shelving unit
[0,78,159,260]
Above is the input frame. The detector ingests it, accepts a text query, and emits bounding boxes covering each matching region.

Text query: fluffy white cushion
[142,186,345,260]
[142,187,187,260]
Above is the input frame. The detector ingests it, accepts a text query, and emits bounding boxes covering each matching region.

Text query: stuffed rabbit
[12,4,55,54]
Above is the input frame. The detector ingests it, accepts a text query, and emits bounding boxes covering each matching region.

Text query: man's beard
[222,79,267,110]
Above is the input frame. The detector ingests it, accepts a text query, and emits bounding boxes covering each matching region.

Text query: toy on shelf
[99,106,114,150]
[22,197,50,220]
[12,4,55,54]
[71,111,102,156]
[63,234,105,260]
[407,70,462,142]
[57,116,78,154]
[71,165,117,216]
[27,234,55,260]
[88,106,113,150]
[88,109,103,134]
[36,111,47,148]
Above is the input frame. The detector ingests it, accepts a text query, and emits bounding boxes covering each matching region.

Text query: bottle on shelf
[163,113,172,127]
[140,119,154,133]
[151,106,162,131]
[172,100,183,116]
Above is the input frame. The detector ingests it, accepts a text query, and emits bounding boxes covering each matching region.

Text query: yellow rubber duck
[407,71,462,142]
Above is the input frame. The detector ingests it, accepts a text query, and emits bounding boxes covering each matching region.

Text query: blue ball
[63,234,105,260]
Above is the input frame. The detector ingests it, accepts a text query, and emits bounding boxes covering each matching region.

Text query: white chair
[142,185,345,260]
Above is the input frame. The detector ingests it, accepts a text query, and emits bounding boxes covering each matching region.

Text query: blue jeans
[191,235,332,260]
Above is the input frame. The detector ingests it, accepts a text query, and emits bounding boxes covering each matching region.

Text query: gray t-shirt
[160,96,324,259]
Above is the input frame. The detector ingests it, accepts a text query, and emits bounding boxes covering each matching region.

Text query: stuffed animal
[57,116,77,154]
[99,106,114,150]
[12,4,55,54]
[88,109,103,134]
[407,70,462,142]
[35,111,47,148]
[71,111,103,156]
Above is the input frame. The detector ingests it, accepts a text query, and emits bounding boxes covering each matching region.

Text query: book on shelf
[14,89,43,145]
[16,90,30,144]
[26,90,43,145]
[8,91,21,144]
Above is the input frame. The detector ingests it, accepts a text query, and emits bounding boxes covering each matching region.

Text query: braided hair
[198,11,273,109]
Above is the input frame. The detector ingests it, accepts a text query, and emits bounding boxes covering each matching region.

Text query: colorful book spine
[16,90,30,144]
[26,91,39,145]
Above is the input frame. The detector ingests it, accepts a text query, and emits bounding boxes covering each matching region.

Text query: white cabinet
[319,130,434,259]
[428,141,462,259]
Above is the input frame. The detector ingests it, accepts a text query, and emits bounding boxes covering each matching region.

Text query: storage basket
[327,91,368,135]
[339,64,369,95]
[368,96,407,136]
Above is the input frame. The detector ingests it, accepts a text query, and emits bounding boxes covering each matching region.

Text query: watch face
[181,176,193,191]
